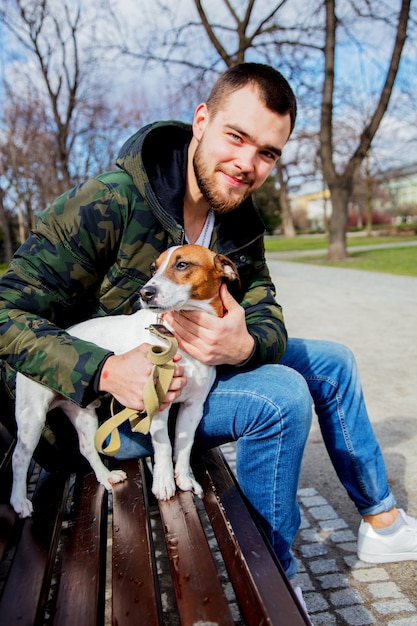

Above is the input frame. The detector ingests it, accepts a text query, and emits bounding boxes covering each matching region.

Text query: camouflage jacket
[0,121,287,407]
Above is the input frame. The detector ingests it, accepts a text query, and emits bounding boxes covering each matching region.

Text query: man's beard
[193,142,253,214]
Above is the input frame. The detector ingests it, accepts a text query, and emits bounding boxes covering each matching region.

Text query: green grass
[264,234,417,252]
[264,235,417,277]
[291,247,417,276]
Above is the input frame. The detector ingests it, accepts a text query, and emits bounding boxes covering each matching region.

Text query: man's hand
[98,344,186,411]
[164,283,254,366]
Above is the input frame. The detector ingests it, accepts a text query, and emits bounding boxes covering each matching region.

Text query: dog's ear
[214,254,241,288]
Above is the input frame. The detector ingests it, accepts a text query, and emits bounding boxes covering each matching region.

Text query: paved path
[224,257,417,625]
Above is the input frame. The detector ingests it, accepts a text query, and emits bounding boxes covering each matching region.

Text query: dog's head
[140,245,240,317]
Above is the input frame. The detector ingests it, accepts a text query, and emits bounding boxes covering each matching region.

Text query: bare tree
[320,0,411,259]
[0,77,142,254]
[0,0,136,185]
[0,0,89,189]
[0,0,144,257]
[1,81,67,239]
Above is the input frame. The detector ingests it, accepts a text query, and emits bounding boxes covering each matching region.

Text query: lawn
[264,234,417,277]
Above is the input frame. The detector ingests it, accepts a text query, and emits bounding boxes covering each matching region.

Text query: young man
[0,64,415,588]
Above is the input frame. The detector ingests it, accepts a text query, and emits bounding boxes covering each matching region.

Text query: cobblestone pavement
[220,437,417,626]
[294,486,417,626]
[220,256,417,626]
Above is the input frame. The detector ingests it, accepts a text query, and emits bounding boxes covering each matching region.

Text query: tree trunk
[276,163,296,238]
[320,0,410,260]
[280,189,296,237]
[0,189,14,263]
[327,182,350,261]
[365,179,373,237]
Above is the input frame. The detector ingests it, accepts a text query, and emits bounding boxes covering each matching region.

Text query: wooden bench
[0,422,310,625]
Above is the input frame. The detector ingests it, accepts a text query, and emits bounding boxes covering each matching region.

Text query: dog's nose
[140,285,157,303]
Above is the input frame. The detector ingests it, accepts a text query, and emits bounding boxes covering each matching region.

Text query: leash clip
[147,323,175,340]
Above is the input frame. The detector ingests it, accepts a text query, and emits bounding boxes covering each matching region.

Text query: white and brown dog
[10,245,239,518]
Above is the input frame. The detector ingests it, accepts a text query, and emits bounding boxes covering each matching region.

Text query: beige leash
[94,324,178,456]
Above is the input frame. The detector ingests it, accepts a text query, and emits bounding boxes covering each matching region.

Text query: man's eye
[261,150,278,161]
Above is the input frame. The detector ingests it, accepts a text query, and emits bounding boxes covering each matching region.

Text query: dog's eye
[150,263,157,276]
[175,261,190,271]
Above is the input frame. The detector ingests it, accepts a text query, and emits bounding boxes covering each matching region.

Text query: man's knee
[276,365,312,413]
[259,365,313,437]
[324,341,358,379]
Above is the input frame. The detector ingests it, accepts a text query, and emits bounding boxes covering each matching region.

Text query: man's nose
[234,147,257,173]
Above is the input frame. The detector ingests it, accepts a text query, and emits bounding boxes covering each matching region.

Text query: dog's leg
[62,400,127,489]
[149,409,176,500]
[173,400,204,499]
[11,397,49,518]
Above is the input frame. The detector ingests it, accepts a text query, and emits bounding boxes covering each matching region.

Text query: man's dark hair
[206,62,297,135]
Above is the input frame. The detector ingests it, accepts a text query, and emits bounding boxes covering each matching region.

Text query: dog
[10,245,239,518]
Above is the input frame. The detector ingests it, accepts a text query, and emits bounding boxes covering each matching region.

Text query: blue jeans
[280,338,396,516]
[113,337,396,578]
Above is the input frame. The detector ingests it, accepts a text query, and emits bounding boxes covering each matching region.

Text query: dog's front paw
[107,469,128,486]
[95,468,127,491]
[152,470,176,501]
[175,473,204,499]
[10,496,33,518]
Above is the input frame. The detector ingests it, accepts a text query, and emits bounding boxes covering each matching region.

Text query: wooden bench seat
[0,423,310,625]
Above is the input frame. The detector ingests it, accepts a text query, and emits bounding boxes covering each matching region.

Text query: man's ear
[193,102,209,140]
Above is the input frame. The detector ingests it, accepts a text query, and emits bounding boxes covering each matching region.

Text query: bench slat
[159,489,235,626]
[197,448,311,625]
[0,470,69,625]
[112,459,163,626]
[52,472,107,626]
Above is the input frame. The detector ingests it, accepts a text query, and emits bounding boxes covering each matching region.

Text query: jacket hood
[116,121,192,231]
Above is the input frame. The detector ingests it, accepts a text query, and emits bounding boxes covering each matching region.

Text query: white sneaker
[357,509,417,563]
[294,586,313,624]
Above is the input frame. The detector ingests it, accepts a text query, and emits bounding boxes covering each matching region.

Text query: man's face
[192,85,291,213]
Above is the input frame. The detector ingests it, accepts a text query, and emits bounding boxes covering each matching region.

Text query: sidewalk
[264,258,417,625]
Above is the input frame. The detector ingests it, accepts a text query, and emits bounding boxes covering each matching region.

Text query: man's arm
[0,178,126,406]
[237,259,287,366]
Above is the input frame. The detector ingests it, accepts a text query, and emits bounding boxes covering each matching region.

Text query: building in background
[289,164,417,232]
